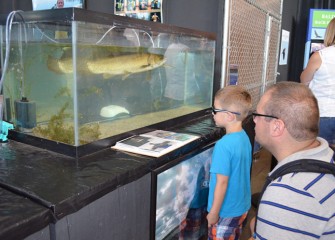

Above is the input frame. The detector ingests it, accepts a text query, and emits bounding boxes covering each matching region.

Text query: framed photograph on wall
[32,0,85,10]
[115,0,163,23]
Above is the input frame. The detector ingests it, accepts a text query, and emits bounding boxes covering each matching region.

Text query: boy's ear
[227,112,237,121]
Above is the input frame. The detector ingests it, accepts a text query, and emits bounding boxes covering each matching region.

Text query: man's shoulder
[270,166,335,204]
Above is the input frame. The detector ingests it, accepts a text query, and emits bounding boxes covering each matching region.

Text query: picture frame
[114,0,162,23]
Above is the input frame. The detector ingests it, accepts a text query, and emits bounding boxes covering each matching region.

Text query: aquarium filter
[15,97,36,129]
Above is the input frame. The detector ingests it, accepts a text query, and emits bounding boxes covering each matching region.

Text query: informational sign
[32,0,84,10]
[229,64,238,85]
[114,0,162,23]
[279,29,290,65]
[303,9,335,68]
[311,10,335,29]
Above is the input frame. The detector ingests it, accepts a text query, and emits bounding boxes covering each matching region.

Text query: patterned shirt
[255,138,335,239]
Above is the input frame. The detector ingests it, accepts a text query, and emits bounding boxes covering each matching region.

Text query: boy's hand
[207,212,219,227]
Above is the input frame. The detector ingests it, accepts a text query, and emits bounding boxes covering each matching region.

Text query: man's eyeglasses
[252,111,278,119]
[212,107,240,115]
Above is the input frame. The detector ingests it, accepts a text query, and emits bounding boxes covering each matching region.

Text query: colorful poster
[303,9,335,68]
[115,0,162,23]
[32,0,84,10]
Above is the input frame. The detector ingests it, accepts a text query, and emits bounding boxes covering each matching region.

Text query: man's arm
[300,52,321,85]
[207,174,228,226]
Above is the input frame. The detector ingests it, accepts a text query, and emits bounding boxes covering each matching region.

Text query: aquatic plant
[33,102,101,145]
[54,86,71,98]
[33,102,75,144]
[79,123,101,144]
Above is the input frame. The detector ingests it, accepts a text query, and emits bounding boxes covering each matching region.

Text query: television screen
[32,0,84,10]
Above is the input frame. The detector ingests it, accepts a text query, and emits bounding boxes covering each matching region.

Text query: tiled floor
[240,148,273,240]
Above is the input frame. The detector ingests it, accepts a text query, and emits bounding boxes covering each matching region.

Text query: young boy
[207,85,252,239]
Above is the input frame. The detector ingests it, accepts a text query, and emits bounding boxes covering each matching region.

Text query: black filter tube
[5,97,11,120]
[14,97,36,129]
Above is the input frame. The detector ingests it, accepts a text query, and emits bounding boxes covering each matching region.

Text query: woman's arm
[300,51,321,85]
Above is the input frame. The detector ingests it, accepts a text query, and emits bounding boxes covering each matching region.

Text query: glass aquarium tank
[0,8,216,157]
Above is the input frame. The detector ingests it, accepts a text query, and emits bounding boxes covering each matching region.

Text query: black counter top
[0,115,224,239]
[0,188,52,240]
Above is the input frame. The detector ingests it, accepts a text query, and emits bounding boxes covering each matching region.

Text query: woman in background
[301,17,335,149]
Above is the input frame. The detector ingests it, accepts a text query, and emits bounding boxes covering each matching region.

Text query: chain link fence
[224,0,282,108]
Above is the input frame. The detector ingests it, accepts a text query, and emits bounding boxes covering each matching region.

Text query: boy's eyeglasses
[212,107,240,115]
[252,111,278,119]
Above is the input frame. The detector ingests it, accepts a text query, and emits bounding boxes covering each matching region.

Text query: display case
[151,145,213,240]
[0,8,216,157]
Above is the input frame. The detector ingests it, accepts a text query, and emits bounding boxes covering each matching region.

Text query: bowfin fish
[47,55,73,74]
[87,53,166,80]
[47,46,95,75]
[100,105,130,118]
[47,55,92,75]
[47,47,75,74]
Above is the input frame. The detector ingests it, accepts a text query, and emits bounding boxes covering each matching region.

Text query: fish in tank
[0,11,215,149]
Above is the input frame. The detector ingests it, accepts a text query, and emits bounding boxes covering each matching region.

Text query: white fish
[100,105,130,118]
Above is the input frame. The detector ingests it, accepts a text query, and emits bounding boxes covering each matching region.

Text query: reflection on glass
[155,147,213,240]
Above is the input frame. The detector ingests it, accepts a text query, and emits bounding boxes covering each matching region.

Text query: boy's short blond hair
[215,85,252,121]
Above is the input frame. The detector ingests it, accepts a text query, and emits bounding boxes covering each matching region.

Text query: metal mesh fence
[266,18,281,89]
[225,0,282,108]
[253,0,282,19]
